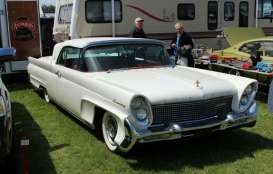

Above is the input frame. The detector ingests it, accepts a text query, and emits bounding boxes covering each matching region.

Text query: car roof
[223,27,265,46]
[231,36,273,48]
[56,37,165,48]
[240,36,273,44]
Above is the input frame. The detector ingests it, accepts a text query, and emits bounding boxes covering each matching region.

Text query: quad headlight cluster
[130,96,152,129]
[239,83,258,112]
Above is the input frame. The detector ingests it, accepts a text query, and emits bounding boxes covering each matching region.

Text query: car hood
[90,66,236,104]
[223,27,265,46]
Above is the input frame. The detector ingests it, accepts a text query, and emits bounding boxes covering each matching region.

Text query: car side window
[57,47,82,70]
[83,46,120,72]
[239,42,262,54]
[261,41,273,57]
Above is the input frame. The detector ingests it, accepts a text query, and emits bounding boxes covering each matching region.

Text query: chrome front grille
[151,96,233,125]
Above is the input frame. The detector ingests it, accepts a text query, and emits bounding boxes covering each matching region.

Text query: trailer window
[177,3,195,20]
[239,1,249,27]
[257,0,273,18]
[208,1,218,30]
[85,0,122,23]
[224,2,235,21]
[58,4,73,24]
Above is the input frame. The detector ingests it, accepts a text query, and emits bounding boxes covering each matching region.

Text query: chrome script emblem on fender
[194,80,201,87]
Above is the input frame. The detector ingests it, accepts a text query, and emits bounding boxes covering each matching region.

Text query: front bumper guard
[119,102,257,152]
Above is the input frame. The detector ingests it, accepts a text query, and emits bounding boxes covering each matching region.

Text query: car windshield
[239,41,273,57]
[82,44,171,72]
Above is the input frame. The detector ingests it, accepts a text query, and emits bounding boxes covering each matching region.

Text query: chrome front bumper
[119,102,257,152]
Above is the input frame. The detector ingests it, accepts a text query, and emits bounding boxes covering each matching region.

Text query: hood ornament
[194,80,201,87]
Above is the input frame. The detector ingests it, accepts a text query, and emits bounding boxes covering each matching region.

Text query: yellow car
[216,37,273,63]
[212,28,273,64]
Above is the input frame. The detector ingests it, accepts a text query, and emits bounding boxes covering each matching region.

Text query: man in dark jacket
[170,22,194,67]
[129,17,147,38]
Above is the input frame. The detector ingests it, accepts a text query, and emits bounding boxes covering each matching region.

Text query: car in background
[215,37,273,63]
[28,38,258,152]
[0,78,12,159]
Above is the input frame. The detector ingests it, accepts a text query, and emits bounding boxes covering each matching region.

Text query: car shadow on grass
[35,88,273,172]
[2,73,31,92]
[4,102,58,174]
[123,129,273,171]
[54,102,273,171]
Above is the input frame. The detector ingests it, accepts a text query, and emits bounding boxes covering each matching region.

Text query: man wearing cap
[129,17,147,38]
[170,22,194,67]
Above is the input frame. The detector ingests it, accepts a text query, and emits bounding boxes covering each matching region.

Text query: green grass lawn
[7,83,273,174]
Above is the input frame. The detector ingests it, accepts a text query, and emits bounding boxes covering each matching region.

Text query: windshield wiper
[106,67,130,73]
[106,64,173,73]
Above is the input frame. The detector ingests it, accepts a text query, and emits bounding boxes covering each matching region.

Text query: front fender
[80,97,129,145]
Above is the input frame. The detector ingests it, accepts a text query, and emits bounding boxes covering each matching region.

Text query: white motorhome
[53,0,273,44]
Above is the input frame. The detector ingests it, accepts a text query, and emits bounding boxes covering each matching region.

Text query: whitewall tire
[102,112,118,152]
[43,88,50,103]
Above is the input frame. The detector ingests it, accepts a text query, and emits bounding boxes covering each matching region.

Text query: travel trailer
[0,0,41,74]
[53,0,273,43]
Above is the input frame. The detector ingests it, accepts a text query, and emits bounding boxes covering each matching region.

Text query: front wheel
[43,88,50,103]
[102,112,118,152]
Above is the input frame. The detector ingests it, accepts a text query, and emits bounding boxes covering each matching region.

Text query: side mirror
[167,49,173,56]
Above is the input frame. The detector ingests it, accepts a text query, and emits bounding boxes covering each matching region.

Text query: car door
[54,46,83,116]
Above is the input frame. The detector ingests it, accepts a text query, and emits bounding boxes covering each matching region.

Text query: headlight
[130,96,152,129]
[239,83,258,112]
[245,85,253,95]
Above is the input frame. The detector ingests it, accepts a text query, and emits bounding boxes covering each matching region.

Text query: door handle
[55,71,61,78]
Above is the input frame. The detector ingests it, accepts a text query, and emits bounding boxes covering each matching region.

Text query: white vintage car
[28,38,258,152]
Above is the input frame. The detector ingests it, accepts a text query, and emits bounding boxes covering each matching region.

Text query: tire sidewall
[44,89,50,103]
[102,112,118,152]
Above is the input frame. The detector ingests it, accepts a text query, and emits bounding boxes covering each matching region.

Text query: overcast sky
[40,0,55,5]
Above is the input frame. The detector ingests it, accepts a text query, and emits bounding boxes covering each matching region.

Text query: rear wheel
[5,125,12,155]
[43,88,50,103]
[228,69,241,76]
[4,117,12,155]
[102,112,118,151]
